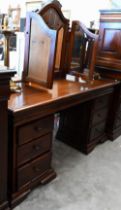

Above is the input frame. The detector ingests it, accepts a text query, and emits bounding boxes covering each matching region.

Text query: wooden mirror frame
[39,0,69,77]
[68,20,98,80]
[23,11,57,89]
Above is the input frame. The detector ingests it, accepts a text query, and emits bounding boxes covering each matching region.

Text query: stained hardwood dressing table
[6,2,120,209]
[8,77,119,208]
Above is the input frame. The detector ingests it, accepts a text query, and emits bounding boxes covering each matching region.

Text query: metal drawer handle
[98,99,103,104]
[34,166,42,172]
[118,116,121,120]
[95,128,102,133]
[34,126,43,131]
[33,145,41,151]
[97,113,101,117]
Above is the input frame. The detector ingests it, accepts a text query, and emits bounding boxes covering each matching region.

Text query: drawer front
[90,123,105,141]
[17,133,52,166]
[18,115,54,145]
[92,108,108,125]
[118,101,121,112]
[94,95,110,110]
[114,112,121,128]
[17,152,51,189]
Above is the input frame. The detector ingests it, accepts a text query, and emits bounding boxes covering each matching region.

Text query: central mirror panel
[28,19,51,83]
[23,12,57,89]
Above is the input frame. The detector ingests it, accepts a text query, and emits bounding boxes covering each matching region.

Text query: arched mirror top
[37,0,69,77]
[38,0,69,30]
[23,11,57,89]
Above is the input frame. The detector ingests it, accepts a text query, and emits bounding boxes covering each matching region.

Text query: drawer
[17,133,52,166]
[18,115,54,145]
[17,152,51,189]
[90,123,105,141]
[118,101,121,112]
[94,95,110,110]
[114,113,121,128]
[92,108,108,125]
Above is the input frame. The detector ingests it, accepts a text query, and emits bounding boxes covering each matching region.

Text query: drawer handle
[118,116,121,120]
[98,99,103,104]
[34,126,43,131]
[95,128,102,133]
[34,166,42,172]
[33,145,41,151]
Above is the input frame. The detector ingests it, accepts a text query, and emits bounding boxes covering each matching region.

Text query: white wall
[0,0,112,26]
[60,0,111,27]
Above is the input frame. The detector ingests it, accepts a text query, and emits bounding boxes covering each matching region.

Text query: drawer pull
[118,116,121,120]
[34,166,42,172]
[34,126,43,131]
[95,128,102,133]
[33,145,41,151]
[99,100,103,104]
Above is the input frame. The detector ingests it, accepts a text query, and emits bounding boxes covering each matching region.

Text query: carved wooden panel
[96,10,121,73]
[39,2,69,76]
[41,8,63,30]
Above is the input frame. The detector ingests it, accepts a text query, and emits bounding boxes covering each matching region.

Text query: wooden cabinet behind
[96,10,121,78]
[0,70,15,210]
[96,10,121,140]
[106,83,121,140]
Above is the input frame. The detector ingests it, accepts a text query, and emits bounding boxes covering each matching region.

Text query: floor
[14,135,121,210]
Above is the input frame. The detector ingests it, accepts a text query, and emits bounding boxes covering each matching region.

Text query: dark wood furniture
[7,3,121,209]
[56,90,112,154]
[67,21,98,80]
[95,10,121,140]
[23,0,69,85]
[39,0,69,77]
[8,78,119,207]
[23,12,57,88]
[0,70,16,210]
[96,9,121,78]
[106,83,121,140]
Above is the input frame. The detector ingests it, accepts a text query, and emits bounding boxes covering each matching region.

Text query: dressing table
[7,2,121,209]
[8,77,119,208]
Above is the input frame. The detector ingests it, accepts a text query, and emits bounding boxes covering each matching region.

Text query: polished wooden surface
[8,78,119,114]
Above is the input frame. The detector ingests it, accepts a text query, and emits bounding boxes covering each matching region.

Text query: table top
[8,78,119,114]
